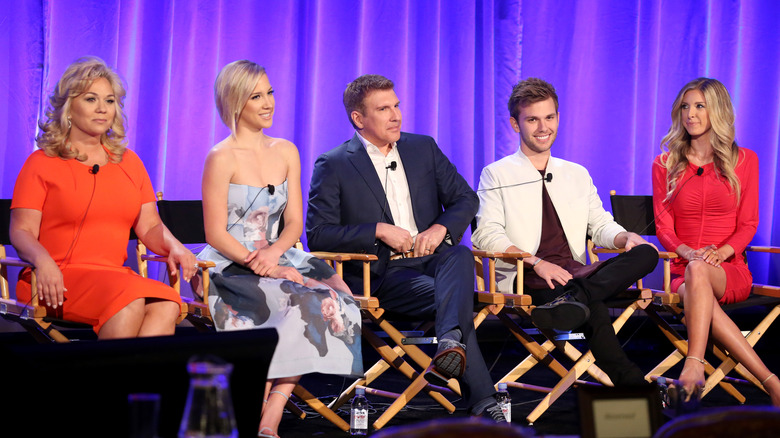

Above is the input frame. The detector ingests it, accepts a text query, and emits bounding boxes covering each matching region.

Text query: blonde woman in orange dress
[10,56,195,339]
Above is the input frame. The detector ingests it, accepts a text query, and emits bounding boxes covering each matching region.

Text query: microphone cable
[225,183,276,233]
[18,164,100,317]
[477,172,553,193]
[636,166,703,236]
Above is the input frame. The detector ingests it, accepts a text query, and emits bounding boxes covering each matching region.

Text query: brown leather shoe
[424,342,466,386]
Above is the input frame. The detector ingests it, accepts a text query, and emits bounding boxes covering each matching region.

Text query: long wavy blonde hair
[36,56,127,162]
[658,77,741,205]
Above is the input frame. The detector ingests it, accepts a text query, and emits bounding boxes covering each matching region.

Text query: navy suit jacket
[306,132,478,294]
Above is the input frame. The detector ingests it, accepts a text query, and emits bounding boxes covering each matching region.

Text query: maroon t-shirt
[524,170,602,290]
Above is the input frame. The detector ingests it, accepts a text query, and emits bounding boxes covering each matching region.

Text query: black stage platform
[1,306,777,438]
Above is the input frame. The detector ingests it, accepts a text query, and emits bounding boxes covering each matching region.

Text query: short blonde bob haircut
[36,56,128,162]
[214,60,266,137]
[658,77,742,204]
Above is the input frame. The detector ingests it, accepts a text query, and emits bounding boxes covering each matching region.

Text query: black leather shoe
[531,292,590,331]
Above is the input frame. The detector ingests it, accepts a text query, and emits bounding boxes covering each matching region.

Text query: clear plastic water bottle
[349,386,369,435]
[496,382,511,423]
[178,355,238,438]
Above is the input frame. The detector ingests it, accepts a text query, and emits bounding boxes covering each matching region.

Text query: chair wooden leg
[362,327,456,406]
[372,367,456,430]
[703,304,780,396]
[646,350,684,379]
[16,317,71,343]
[497,312,568,378]
[644,305,746,403]
[526,350,598,424]
[285,398,306,420]
[292,385,349,431]
[329,346,399,410]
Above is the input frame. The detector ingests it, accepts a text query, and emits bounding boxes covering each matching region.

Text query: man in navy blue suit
[306,74,505,421]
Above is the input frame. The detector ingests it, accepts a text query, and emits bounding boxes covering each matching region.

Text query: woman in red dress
[652,77,779,405]
[10,57,196,339]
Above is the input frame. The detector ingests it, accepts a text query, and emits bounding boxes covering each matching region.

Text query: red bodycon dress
[652,148,758,304]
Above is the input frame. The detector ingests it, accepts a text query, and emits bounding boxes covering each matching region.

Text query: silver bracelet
[532,258,543,267]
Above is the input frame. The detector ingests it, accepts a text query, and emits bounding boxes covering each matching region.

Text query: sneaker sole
[531,302,590,331]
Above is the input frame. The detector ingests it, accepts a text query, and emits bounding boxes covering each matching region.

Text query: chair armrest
[472,249,532,295]
[746,246,780,254]
[310,252,378,298]
[591,247,678,259]
[140,254,216,270]
[592,248,624,255]
[354,295,380,309]
[471,249,532,261]
[309,252,379,262]
[0,254,42,310]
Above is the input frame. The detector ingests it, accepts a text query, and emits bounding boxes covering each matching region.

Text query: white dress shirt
[357,132,419,238]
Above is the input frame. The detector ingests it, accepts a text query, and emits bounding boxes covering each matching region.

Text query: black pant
[526,244,659,385]
[375,245,496,409]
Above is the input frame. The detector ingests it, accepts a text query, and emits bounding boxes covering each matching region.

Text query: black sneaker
[531,292,590,331]
[480,402,508,423]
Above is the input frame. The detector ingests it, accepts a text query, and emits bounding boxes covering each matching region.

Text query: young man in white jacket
[472,78,659,385]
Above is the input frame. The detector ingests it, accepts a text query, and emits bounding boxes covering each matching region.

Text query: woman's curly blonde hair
[658,77,742,205]
[36,56,127,162]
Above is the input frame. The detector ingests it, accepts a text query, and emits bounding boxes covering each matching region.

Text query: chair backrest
[1,199,11,244]
[156,200,207,244]
[609,193,656,236]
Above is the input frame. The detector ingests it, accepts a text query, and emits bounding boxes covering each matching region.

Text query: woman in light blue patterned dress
[198,60,361,438]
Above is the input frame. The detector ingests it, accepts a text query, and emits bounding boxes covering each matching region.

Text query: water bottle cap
[186,355,233,375]
[356,387,365,395]
[498,382,507,390]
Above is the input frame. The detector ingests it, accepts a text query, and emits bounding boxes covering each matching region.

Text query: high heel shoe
[258,426,278,438]
[656,376,702,415]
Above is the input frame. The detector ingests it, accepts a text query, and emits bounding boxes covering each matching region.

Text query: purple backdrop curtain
[1,0,779,284]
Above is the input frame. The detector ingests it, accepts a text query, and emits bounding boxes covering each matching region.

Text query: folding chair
[319,252,468,430]
[473,246,649,424]
[136,195,215,332]
[140,194,384,431]
[608,191,780,402]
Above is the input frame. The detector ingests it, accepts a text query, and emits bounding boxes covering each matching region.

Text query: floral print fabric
[198,182,362,378]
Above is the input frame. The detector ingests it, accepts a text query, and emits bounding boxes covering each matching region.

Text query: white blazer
[472,150,625,293]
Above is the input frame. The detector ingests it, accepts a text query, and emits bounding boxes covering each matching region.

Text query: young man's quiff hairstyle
[508,77,559,120]
[343,74,395,129]
[214,60,267,137]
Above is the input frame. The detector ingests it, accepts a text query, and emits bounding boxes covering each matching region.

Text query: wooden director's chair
[608,191,780,402]
[0,198,188,343]
[474,244,651,424]
[144,195,462,431]
[138,194,357,430]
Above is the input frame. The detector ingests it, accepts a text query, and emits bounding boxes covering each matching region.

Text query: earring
[67,116,71,129]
